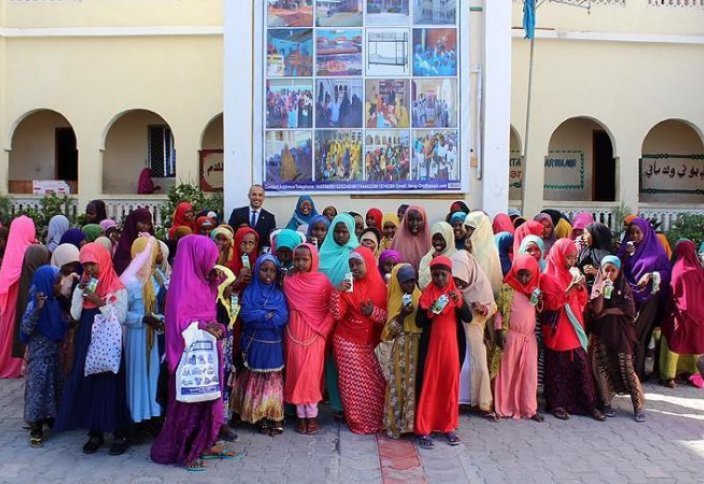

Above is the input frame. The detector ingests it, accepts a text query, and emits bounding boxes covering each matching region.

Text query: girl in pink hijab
[389,205,431,271]
[0,216,37,378]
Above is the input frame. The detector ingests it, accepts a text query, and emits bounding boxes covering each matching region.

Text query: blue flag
[523,0,536,39]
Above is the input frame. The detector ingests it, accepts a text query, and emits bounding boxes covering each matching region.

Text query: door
[592,130,615,201]
[55,127,78,181]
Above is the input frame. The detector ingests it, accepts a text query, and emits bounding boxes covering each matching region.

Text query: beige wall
[201,114,223,150]
[9,110,71,181]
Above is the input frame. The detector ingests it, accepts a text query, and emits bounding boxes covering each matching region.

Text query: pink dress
[494,291,538,419]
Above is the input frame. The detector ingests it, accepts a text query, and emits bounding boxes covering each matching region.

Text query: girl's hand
[626,243,636,256]
[143,315,165,332]
[35,292,48,310]
[360,300,374,316]
[337,280,352,292]
[636,273,652,289]
[205,323,224,339]
[401,303,414,316]
[83,291,104,307]
[583,265,598,277]
[449,291,460,303]
[239,268,252,285]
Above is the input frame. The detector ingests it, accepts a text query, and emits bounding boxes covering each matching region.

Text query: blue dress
[54,289,131,434]
[123,277,162,423]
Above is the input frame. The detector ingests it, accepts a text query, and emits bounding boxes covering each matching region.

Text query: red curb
[377,434,427,484]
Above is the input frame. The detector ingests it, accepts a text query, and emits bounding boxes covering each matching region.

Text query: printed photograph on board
[365,79,410,129]
[315,78,363,128]
[366,29,410,76]
[413,0,456,25]
[316,0,363,27]
[267,29,314,77]
[366,0,410,26]
[315,130,364,181]
[316,29,363,76]
[265,130,313,183]
[411,78,457,128]
[267,0,314,27]
[364,130,411,181]
[266,79,314,129]
[412,129,459,181]
[412,28,457,77]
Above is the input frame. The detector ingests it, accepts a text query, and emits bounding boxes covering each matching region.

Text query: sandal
[258,419,271,435]
[218,425,238,442]
[270,422,284,436]
[602,405,616,418]
[201,444,238,460]
[552,408,570,420]
[82,435,104,454]
[592,409,606,422]
[481,412,499,422]
[29,436,43,448]
[446,432,461,446]
[295,418,308,434]
[530,413,545,422]
[307,417,319,435]
[109,437,129,456]
[185,459,206,472]
[417,435,434,449]
[662,379,676,389]
[634,411,647,423]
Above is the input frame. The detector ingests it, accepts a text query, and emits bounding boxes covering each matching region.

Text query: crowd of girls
[0,194,702,470]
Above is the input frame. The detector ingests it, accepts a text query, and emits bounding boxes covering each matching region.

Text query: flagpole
[521,34,535,216]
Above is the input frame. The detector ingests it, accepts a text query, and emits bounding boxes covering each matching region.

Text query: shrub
[666,213,704,249]
[161,183,224,229]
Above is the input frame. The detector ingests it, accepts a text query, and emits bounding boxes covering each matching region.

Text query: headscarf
[397,204,409,219]
[50,243,80,269]
[99,219,117,232]
[544,238,578,289]
[656,233,673,260]
[273,229,304,253]
[59,228,86,249]
[495,232,514,276]
[157,240,172,278]
[211,226,234,267]
[164,235,219,372]
[518,235,547,272]
[379,212,400,251]
[287,195,319,229]
[600,254,621,270]
[215,265,237,327]
[378,249,403,277]
[306,214,330,239]
[554,218,573,239]
[539,209,565,227]
[82,224,103,243]
[194,215,215,235]
[664,240,704,345]
[240,255,288,335]
[120,237,158,313]
[384,263,422,335]
[94,236,113,254]
[323,206,338,220]
[283,243,335,337]
[174,226,193,239]
[492,213,514,235]
[451,250,494,308]
[113,208,153,275]
[319,213,359,286]
[19,265,65,343]
[365,208,383,229]
[79,242,125,309]
[578,223,613,269]
[617,217,671,306]
[86,200,107,223]
[513,220,543,254]
[449,200,470,217]
[360,228,381,255]
[450,211,467,226]
[168,202,196,239]
[512,216,526,229]
[231,227,260,275]
[341,246,388,316]
[46,215,70,252]
[12,244,51,356]
[504,254,540,297]
[570,212,593,239]
[418,221,456,289]
[623,214,637,226]
[418,256,462,316]
[0,216,37,297]
[464,211,503,295]
[390,205,431,271]
[533,213,557,254]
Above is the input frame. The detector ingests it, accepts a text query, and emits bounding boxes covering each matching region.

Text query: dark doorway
[592,130,615,201]
[55,127,78,182]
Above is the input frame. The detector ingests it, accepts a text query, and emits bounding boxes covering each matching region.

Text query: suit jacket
[228,206,276,248]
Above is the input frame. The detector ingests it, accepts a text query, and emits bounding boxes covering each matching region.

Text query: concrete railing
[102,196,169,226]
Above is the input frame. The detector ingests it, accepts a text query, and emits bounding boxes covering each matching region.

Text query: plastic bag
[84,306,122,376]
[175,322,221,403]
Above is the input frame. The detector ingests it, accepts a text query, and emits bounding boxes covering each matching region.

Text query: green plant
[666,213,704,248]
[0,195,13,226]
[161,183,224,228]
[19,194,74,240]
[611,201,632,241]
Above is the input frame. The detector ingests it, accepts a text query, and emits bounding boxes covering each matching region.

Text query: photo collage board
[261,0,465,193]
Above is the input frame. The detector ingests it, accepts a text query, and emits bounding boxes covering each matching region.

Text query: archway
[640,119,704,204]
[509,125,522,201]
[9,110,77,194]
[103,109,175,194]
[544,117,616,202]
[199,113,224,192]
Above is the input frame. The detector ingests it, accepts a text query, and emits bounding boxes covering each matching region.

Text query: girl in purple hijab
[150,235,234,471]
[617,217,671,378]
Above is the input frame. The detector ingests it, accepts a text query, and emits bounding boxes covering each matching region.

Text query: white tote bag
[175,322,222,403]
[84,304,123,376]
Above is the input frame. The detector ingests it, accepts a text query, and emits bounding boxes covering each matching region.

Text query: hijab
[214,264,237,327]
[380,212,400,250]
[495,232,514,276]
[79,242,125,309]
[360,228,381,255]
[99,219,117,232]
[384,263,422,335]
[518,235,547,272]
[19,265,65,343]
[86,200,107,223]
[390,205,431,271]
[540,209,566,228]
[544,238,578,290]
[306,214,330,239]
[12,244,51,356]
[50,243,80,269]
[533,213,556,254]
[241,254,288,330]
[513,220,543,254]
[449,200,470,218]
[0,216,37,299]
[157,240,172,278]
[94,236,113,255]
[418,256,462,316]
[669,240,704,321]
[231,226,260,275]
[274,229,304,253]
[451,250,494,308]
[319,213,359,286]
[378,249,403,277]
[342,246,388,314]
[554,218,573,239]
[59,228,86,249]
[504,254,540,297]
[283,243,335,337]
[211,226,234,267]
[169,202,196,239]
[366,208,383,229]
[120,237,159,314]
[418,221,456,289]
[82,224,103,243]
[113,208,153,275]
[194,215,214,236]
[46,215,70,252]
[578,223,613,268]
[512,216,526,229]
[465,211,503,295]
[492,213,514,235]
[288,195,319,229]
[164,235,218,372]
[571,212,593,239]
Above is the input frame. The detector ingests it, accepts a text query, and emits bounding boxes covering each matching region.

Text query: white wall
[9,110,70,181]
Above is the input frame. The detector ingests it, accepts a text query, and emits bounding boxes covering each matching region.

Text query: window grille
[147,125,176,178]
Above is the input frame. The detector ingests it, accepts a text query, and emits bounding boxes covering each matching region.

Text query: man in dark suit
[228,184,276,249]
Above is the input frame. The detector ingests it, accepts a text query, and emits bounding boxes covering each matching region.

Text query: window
[147,125,176,178]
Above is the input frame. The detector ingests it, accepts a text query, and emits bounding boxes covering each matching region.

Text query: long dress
[494,287,538,419]
[123,277,161,423]
[54,288,132,435]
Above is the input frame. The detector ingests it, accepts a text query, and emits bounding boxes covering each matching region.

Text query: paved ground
[0,378,702,483]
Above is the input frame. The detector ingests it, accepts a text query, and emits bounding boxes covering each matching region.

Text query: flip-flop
[446,433,462,446]
[185,460,206,472]
[200,451,239,460]
[417,436,434,449]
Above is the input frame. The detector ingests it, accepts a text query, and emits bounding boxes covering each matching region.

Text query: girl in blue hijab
[285,196,319,231]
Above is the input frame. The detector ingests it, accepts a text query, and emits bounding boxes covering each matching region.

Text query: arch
[102,109,176,195]
[544,116,616,202]
[509,125,522,156]
[639,118,704,204]
[8,109,78,194]
[200,112,224,150]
